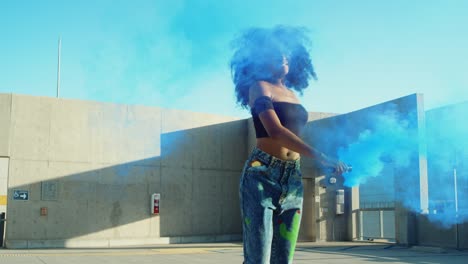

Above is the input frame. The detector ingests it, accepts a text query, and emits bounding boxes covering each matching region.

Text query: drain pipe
[0,212,5,248]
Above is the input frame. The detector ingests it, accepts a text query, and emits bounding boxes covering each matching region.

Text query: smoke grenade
[328,164,353,174]
[325,164,352,186]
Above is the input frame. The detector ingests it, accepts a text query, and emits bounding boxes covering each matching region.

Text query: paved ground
[0,241,467,264]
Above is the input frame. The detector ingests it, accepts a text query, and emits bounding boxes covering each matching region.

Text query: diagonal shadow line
[5,120,247,248]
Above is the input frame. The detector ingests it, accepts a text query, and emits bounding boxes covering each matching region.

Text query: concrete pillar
[394,94,429,246]
[347,186,360,241]
[298,175,316,241]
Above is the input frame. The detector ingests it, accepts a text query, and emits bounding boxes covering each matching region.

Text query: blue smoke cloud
[425,102,468,227]
[337,105,415,187]
[332,101,468,228]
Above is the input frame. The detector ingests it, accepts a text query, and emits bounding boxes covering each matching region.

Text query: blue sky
[1,0,467,118]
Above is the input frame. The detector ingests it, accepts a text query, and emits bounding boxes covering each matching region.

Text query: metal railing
[357,207,396,242]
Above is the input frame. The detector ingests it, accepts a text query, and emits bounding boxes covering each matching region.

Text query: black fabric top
[251,100,308,138]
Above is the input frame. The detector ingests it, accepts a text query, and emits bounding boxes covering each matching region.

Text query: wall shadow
[5,119,246,248]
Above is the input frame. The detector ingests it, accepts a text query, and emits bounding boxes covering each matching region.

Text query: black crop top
[251,97,308,138]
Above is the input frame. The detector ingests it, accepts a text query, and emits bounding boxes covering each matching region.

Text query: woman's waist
[255,139,300,161]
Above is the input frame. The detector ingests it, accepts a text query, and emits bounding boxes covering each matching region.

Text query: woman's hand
[333,160,350,175]
[320,154,350,175]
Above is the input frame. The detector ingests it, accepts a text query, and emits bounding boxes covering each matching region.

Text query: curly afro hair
[230,25,317,109]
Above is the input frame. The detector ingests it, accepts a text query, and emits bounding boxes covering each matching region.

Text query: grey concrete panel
[307,112,338,122]
[7,159,49,187]
[161,120,247,171]
[0,93,12,156]
[8,95,158,164]
[459,222,468,249]
[160,120,246,238]
[88,102,127,164]
[9,95,53,161]
[0,158,9,195]
[48,99,162,164]
[191,126,223,169]
[191,169,222,235]
[191,121,248,171]
[152,120,248,239]
[161,129,194,169]
[245,118,256,154]
[116,104,162,164]
[48,99,93,163]
[417,214,457,248]
[299,177,316,241]
[220,120,248,170]
[161,108,240,134]
[220,171,242,234]
[5,200,35,239]
[6,159,162,245]
[159,167,193,236]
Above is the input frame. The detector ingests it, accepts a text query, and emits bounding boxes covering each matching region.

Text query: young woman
[230,25,349,264]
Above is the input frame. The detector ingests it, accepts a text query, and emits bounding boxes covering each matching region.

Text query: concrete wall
[303,94,426,243]
[5,92,463,249]
[417,215,468,249]
[2,93,333,248]
[0,94,11,157]
[3,93,246,248]
[417,102,468,249]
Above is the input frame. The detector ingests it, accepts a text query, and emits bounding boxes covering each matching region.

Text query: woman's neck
[270,78,285,86]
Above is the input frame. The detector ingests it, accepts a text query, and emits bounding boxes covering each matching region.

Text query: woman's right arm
[249,81,348,173]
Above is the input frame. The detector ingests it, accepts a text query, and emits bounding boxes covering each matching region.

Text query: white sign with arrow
[13,190,29,201]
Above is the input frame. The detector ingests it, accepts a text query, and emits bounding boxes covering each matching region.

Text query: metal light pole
[453,150,459,249]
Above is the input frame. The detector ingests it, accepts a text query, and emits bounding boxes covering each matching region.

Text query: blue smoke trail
[334,101,468,228]
[337,105,416,187]
[425,102,468,227]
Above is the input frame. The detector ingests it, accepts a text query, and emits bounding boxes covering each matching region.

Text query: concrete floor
[0,242,467,264]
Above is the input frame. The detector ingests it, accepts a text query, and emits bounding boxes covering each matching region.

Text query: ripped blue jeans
[239,147,303,264]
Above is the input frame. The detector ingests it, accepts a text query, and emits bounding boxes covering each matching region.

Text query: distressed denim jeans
[240,147,304,264]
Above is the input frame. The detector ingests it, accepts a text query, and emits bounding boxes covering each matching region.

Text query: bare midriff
[256,138,300,161]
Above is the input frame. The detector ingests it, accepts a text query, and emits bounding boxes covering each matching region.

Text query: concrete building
[0,92,466,249]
